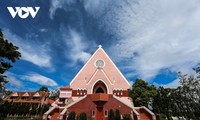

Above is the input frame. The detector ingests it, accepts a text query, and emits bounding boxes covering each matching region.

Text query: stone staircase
[51,113,59,120]
[43,96,88,120]
[50,108,60,120]
[113,95,157,120]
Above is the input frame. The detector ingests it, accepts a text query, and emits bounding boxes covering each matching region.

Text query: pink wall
[70,47,130,94]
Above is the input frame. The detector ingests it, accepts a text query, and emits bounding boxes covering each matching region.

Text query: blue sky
[1,0,200,91]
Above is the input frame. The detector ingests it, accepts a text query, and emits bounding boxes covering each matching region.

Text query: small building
[4,91,49,106]
[43,45,156,120]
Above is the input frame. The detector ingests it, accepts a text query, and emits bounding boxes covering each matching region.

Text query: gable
[11,92,18,96]
[70,46,130,91]
[22,92,29,97]
[33,92,40,97]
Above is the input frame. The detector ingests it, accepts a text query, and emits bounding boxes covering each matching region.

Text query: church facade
[43,46,156,120]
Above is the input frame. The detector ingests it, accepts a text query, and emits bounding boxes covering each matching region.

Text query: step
[51,113,59,120]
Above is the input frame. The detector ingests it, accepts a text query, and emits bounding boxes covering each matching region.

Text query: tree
[0,101,12,118]
[0,29,21,99]
[67,111,76,120]
[129,79,157,107]
[152,87,174,120]
[79,112,87,120]
[49,89,59,100]
[177,70,200,119]
[115,109,120,120]
[152,65,200,120]
[108,109,114,120]
[37,86,49,92]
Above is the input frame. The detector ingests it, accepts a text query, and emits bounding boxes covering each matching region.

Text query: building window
[84,90,87,95]
[104,110,108,117]
[95,59,105,69]
[96,87,104,93]
[113,90,116,95]
[92,110,95,117]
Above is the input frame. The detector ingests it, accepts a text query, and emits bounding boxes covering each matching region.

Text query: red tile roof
[60,85,72,90]
[48,99,55,105]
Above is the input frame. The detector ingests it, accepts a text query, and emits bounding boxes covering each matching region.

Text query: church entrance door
[96,107,104,120]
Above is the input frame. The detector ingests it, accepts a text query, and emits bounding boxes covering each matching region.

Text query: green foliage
[115,109,120,120]
[152,65,200,120]
[79,112,87,120]
[176,70,200,119]
[42,104,50,114]
[67,111,76,120]
[127,74,200,120]
[49,89,59,100]
[0,29,21,99]
[31,106,37,115]
[122,114,130,120]
[129,78,157,107]
[37,86,49,92]
[0,101,11,118]
[153,87,175,120]
[108,109,114,120]
[0,102,50,119]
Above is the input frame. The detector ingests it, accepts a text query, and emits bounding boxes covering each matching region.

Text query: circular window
[95,59,105,68]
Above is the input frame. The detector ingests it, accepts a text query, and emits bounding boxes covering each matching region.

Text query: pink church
[43,45,156,120]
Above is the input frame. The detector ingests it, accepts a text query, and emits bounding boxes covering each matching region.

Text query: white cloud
[7,76,23,87]
[49,0,75,19]
[21,73,58,87]
[100,0,200,81]
[29,0,200,87]
[61,27,95,65]
[48,0,200,82]
[49,0,111,19]
[82,0,111,18]
[39,28,48,32]
[5,72,23,88]
[154,79,180,88]
[128,80,134,89]
[3,29,52,67]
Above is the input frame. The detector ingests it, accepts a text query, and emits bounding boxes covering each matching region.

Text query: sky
[1,0,200,91]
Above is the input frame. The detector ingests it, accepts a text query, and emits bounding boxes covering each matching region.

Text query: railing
[59,108,67,120]
[91,93,109,101]
[131,110,140,120]
[141,106,156,120]
[134,106,156,120]
[43,106,56,120]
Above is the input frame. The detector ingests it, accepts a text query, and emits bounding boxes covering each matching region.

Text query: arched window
[96,87,104,93]
[93,80,107,94]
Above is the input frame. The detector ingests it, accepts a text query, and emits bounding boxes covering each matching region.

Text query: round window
[95,59,105,68]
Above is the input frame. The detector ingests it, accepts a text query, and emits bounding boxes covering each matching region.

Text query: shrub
[108,109,114,120]
[79,112,87,120]
[115,109,120,120]
[123,114,130,120]
[68,111,76,120]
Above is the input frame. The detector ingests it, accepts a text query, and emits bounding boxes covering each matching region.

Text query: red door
[96,107,104,120]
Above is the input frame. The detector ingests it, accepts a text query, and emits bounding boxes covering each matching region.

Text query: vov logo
[7,7,40,19]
